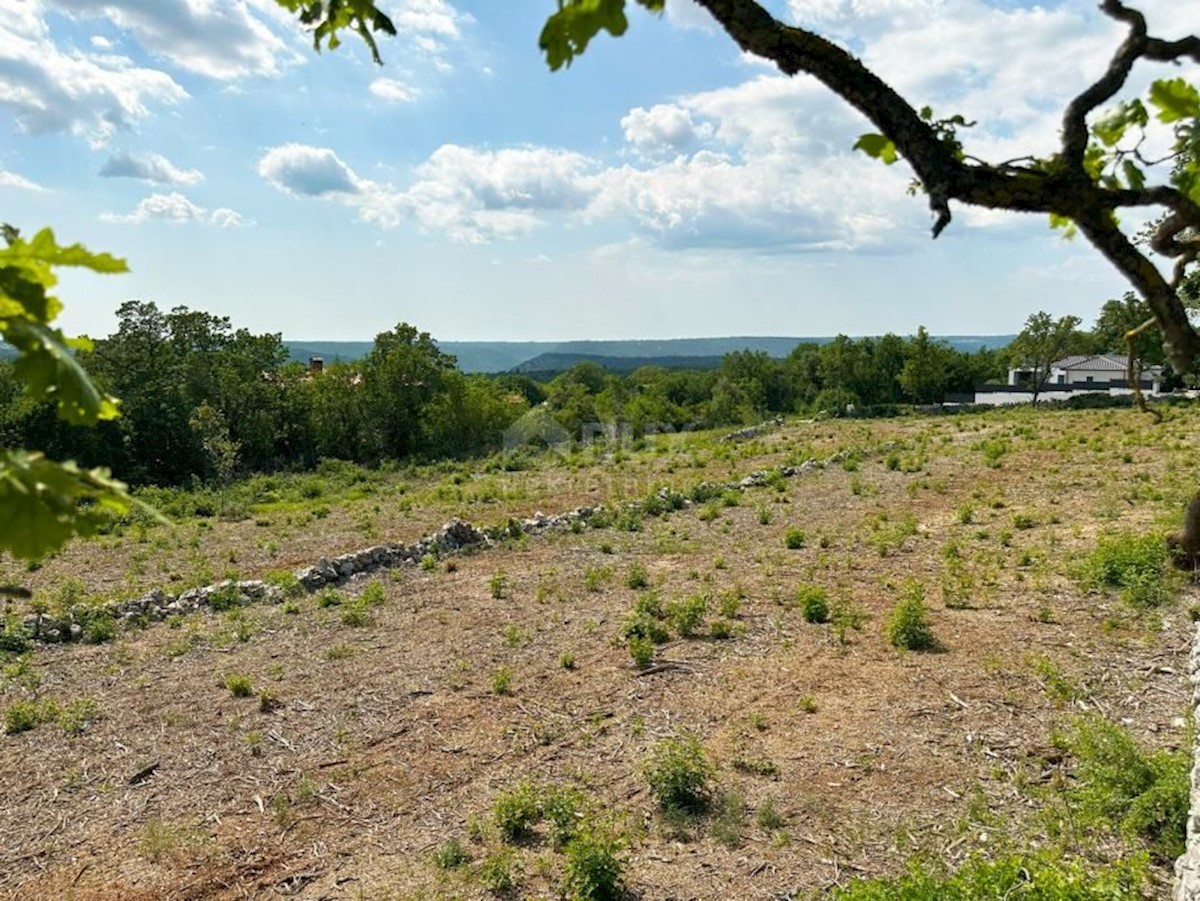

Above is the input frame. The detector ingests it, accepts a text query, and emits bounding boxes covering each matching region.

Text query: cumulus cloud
[0,4,186,145]
[99,151,203,185]
[394,145,598,242]
[257,144,364,197]
[393,0,468,39]
[101,191,250,226]
[0,169,47,191]
[44,0,297,80]
[369,77,419,103]
[621,104,711,155]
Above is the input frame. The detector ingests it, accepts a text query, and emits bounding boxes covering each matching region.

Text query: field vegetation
[0,402,1197,899]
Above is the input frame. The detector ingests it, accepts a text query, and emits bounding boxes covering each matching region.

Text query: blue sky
[0,0,1195,342]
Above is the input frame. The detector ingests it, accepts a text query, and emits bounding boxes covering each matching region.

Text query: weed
[628,635,655,668]
[797,584,830,623]
[784,528,806,550]
[316,588,344,609]
[711,791,747,849]
[491,666,513,696]
[358,580,386,607]
[4,699,53,735]
[494,779,541,842]
[584,565,613,593]
[709,618,733,639]
[1083,531,1173,608]
[887,581,935,651]
[543,785,587,849]
[754,800,789,841]
[563,824,625,901]
[718,590,742,619]
[559,650,577,670]
[643,732,713,813]
[433,837,471,870]
[625,561,650,590]
[490,570,510,599]
[83,615,117,645]
[798,695,818,714]
[223,674,253,697]
[666,594,706,638]
[420,553,438,572]
[58,698,99,736]
[264,570,305,599]
[479,848,520,893]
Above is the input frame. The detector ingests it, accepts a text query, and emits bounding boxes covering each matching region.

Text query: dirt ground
[1,406,1196,900]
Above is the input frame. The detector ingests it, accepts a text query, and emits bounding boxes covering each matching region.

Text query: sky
[0,0,1196,342]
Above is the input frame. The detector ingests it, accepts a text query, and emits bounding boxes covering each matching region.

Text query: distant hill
[283,334,1017,374]
[514,353,726,377]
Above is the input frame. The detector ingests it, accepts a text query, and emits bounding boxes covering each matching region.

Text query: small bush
[420,553,438,572]
[491,666,513,696]
[625,561,650,590]
[784,528,806,550]
[797,585,829,623]
[316,588,344,608]
[490,570,510,599]
[628,635,654,668]
[83,615,117,645]
[340,603,373,627]
[208,584,243,612]
[223,674,254,697]
[264,570,305,599]
[493,780,540,842]
[432,837,471,870]
[886,582,935,651]
[358,580,386,607]
[543,785,587,850]
[643,733,713,813]
[666,594,706,638]
[5,700,45,735]
[563,825,625,901]
[1083,532,1172,608]
[57,698,99,736]
[709,618,733,639]
[479,847,520,892]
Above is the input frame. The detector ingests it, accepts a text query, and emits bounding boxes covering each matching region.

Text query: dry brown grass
[1,406,1197,899]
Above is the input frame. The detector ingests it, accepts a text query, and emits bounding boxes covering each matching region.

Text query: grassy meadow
[1,403,1198,900]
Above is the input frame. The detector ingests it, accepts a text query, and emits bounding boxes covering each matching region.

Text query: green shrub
[208,583,243,612]
[666,594,706,638]
[5,700,44,735]
[316,588,344,608]
[491,666,513,696]
[264,570,305,599]
[827,852,1148,899]
[628,635,654,668]
[625,561,650,590]
[339,603,372,627]
[797,585,829,623]
[784,528,806,549]
[563,825,625,901]
[886,582,934,651]
[432,837,471,870]
[57,698,99,736]
[479,847,520,892]
[83,615,117,645]
[420,553,438,572]
[643,733,713,813]
[493,780,540,842]
[709,618,733,640]
[358,580,386,607]
[1083,532,1172,608]
[1058,714,1189,861]
[490,570,510,599]
[223,674,253,697]
[543,785,587,850]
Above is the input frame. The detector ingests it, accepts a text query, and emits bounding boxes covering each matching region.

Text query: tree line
[0,297,1170,488]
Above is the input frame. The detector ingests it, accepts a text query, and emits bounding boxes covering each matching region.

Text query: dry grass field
[2,404,1198,900]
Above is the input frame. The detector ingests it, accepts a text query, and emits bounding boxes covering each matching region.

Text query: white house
[970,354,1163,406]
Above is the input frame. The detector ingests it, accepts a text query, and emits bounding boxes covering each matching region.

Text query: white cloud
[101,191,250,226]
[0,169,46,191]
[258,143,364,197]
[665,0,717,31]
[45,0,298,80]
[621,104,711,155]
[393,144,598,242]
[369,77,418,103]
[89,34,113,49]
[98,151,203,185]
[0,4,186,145]
[392,0,468,39]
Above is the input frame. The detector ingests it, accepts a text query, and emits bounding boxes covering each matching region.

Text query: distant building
[966,354,1163,406]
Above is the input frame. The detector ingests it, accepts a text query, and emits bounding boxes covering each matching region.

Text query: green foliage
[642,732,713,813]
[490,569,510,599]
[223,673,254,697]
[491,666,513,695]
[539,0,665,71]
[666,593,706,637]
[563,824,626,901]
[1082,532,1172,608]
[1056,715,1189,861]
[478,846,520,892]
[432,837,471,870]
[627,634,655,668]
[625,561,650,589]
[797,584,830,623]
[853,133,899,165]
[886,581,935,651]
[493,779,541,843]
[273,0,397,64]
[543,785,588,850]
[827,851,1148,899]
[784,527,806,549]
